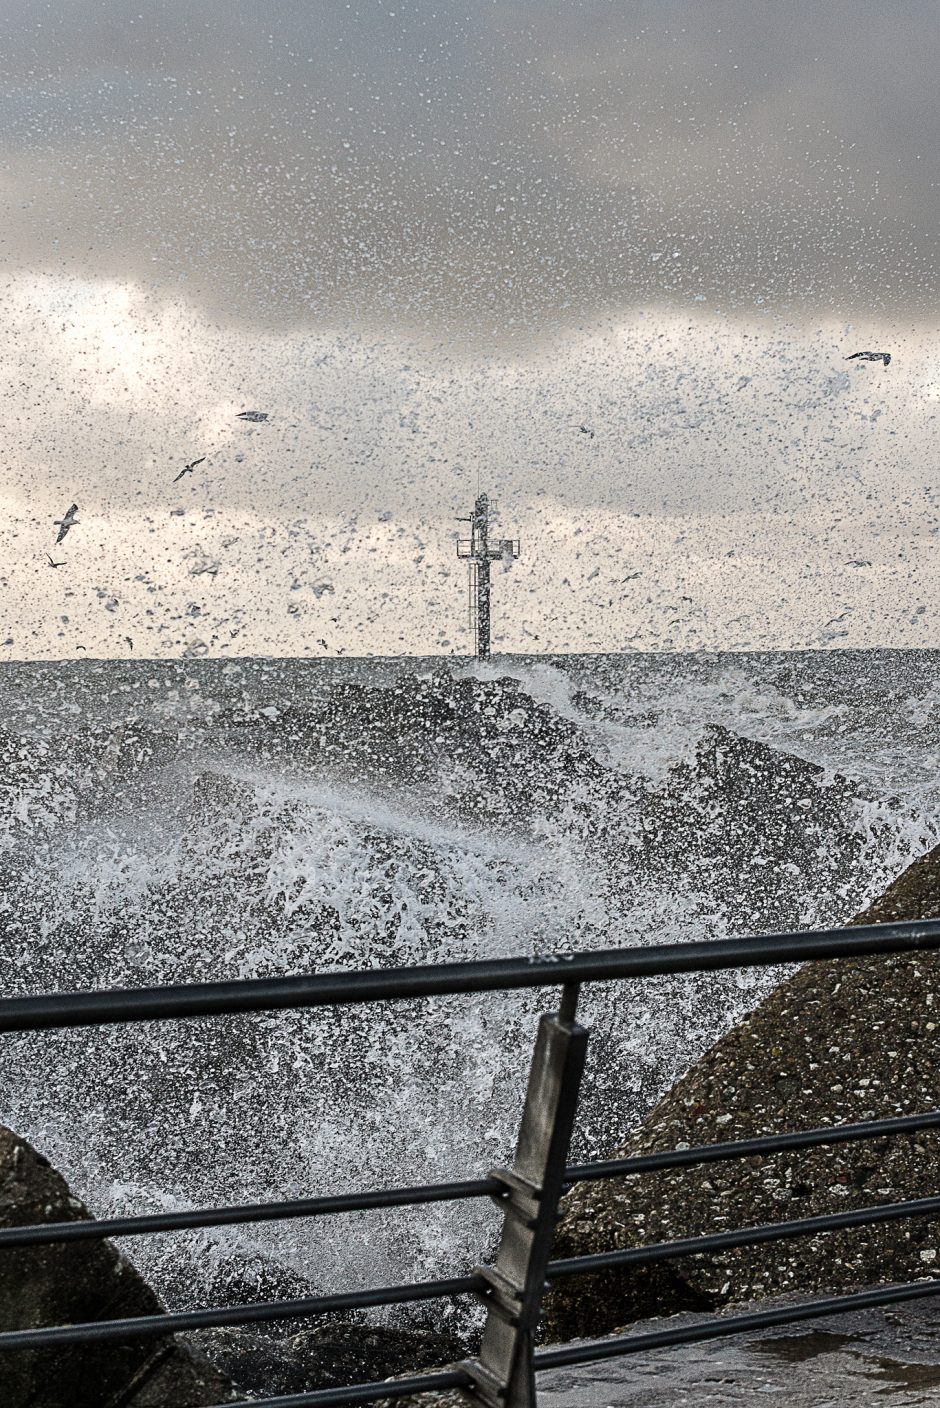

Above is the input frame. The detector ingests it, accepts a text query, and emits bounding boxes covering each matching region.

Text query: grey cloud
[0,1,938,337]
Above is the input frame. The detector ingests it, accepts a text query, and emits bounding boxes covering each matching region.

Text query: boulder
[0,1126,236,1407]
[544,838,940,1343]
[634,724,899,931]
[196,1321,465,1398]
[212,671,634,836]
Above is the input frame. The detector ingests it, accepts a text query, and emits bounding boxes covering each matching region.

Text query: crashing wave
[0,659,934,1321]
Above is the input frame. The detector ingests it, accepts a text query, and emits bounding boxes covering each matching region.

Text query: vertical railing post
[464,984,588,1408]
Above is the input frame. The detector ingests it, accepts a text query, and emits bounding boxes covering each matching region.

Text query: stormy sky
[2,1,939,658]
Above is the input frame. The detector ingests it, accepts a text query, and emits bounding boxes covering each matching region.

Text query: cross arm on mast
[455,493,520,660]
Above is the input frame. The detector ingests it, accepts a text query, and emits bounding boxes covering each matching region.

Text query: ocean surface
[1,648,939,1325]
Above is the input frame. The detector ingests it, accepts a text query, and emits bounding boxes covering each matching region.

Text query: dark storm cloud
[1,0,939,333]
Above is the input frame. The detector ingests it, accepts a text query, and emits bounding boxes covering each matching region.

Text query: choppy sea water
[0,648,939,1325]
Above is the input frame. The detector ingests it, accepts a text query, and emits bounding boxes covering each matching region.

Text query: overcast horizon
[2,1,939,659]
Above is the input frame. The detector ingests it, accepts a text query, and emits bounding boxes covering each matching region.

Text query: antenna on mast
[456,493,520,661]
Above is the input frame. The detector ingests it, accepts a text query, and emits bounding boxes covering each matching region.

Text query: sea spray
[0,650,935,1321]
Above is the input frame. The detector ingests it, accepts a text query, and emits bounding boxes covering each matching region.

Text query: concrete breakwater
[545,842,940,1342]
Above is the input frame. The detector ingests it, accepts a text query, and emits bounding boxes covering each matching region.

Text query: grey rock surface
[0,1124,236,1407]
[545,841,940,1343]
[195,1320,465,1398]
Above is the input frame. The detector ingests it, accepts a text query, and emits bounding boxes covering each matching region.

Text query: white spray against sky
[2,1,940,658]
[3,284,940,658]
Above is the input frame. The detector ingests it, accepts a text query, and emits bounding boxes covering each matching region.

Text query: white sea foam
[0,650,935,1314]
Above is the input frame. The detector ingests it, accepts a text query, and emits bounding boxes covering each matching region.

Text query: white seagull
[54,503,79,544]
[845,351,891,367]
[174,456,206,483]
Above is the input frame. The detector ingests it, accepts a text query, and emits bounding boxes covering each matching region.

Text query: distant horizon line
[0,643,937,667]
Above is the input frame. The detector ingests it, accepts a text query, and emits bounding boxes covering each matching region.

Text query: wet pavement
[536,1302,940,1405]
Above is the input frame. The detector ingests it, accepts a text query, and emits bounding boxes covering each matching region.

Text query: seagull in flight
[174,456,206,483]
[845,351,891,367]
[54,504,78,544]
[237,410,269,423]
[46,554,65,568]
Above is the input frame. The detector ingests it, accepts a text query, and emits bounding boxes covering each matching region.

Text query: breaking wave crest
[0,650,936,1316]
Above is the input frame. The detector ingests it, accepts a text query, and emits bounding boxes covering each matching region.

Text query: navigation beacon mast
[456,493,520,660]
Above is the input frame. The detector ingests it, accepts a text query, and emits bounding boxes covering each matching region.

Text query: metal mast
[457,493,520,660]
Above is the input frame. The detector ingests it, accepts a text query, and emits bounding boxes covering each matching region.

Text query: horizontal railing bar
[565,1109,940,1182]
[225,1369,473,1408]
[0,1275,485,1350]
[3,916,940,1031]
[546,1191,940,1278]
[0,1177,503,1250]
[533,1274,940,1371]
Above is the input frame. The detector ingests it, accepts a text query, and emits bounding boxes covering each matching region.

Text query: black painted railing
[4,917,940,1407]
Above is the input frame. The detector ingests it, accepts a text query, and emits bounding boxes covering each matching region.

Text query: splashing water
[0,649,936,1319]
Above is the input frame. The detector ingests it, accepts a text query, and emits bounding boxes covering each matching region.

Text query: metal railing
[4,916,940,1407]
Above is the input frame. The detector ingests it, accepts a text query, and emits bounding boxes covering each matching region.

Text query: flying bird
[845,351,891,367]
[173,456,206,483]
[237,410,269,422]
[46,554,65,568]
[574,424,595,439]
[54,504,78,544]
